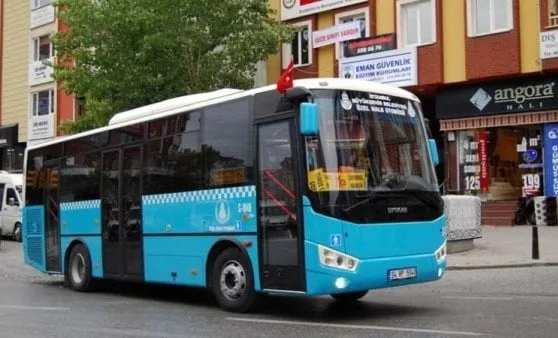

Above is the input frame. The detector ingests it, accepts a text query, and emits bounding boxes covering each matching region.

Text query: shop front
[436,75,558,225]
[0,123,25,173]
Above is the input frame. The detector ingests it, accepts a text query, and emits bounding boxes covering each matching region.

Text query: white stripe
[442,296,514,301]
[0,304,70,311]
[226,317,487,336]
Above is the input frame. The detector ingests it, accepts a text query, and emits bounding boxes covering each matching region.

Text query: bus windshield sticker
[308,168,367,192]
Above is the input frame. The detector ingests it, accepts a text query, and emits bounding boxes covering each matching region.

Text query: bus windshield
[304,89,442,223]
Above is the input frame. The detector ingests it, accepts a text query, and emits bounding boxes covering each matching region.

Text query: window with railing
[550,0,558,27]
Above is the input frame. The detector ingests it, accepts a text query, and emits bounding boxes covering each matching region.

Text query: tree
[51,0,294,133]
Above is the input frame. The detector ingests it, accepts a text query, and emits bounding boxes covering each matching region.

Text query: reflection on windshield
[304,89,443,223]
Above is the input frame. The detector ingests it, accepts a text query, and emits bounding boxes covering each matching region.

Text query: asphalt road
[1,240,557,337]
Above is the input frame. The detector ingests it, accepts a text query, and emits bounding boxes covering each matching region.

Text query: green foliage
[50,0,294,133]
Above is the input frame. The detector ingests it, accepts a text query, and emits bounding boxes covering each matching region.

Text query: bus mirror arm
[285,86,314,104]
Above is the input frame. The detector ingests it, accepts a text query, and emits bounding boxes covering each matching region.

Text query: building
[0,0,75,172]
[0,1,269,173]
[266,0,557,225]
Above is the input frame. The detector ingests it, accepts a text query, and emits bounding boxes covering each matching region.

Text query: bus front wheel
[211,247,257,313]
[67,244,94,292]
[331,290,369,302]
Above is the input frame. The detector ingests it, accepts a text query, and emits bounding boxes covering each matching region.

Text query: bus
[21,78,447,313]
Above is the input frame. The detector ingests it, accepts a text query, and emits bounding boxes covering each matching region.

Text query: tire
[330,290,368,302]
[211,247,257,313]
[66,244,95,292]
[13,223,22,242]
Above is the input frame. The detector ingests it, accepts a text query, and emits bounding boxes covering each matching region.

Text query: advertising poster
[543,123,558,197]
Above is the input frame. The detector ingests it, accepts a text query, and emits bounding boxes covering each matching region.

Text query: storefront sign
[30,4,55,29]
[29,60,54,86]
[281,0,367,21]
[312,21,361,49]
[462,137,480,192]
[478,131,489,193]
[543,123,558,197]
[29,114,56,141]
[436,76,558,119]
[540,30,558,60]
[339,47,417,87]
[342,33,396,58]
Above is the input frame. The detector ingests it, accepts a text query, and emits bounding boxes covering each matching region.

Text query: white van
[0,171,23,242]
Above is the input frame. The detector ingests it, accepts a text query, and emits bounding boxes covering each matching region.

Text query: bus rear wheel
[211,247,256,313]
[331,290,368,302]
[66,244,94,292]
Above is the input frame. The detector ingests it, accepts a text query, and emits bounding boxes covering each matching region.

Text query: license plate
[388,267,417,281]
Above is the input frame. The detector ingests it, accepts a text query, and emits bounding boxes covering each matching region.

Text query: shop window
[335,8,370,59]
[31,89,55,116]
[32,35,54,62]
[457,126,543,200]
[550,0,558,27]
[283,20,311,67]
[467,0,513,37]
[397,0,436,47]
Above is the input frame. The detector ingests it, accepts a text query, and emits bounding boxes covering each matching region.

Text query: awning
[439,110,558,131]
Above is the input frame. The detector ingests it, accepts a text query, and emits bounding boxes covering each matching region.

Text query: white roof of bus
[26,78,419,151]
[108,88,243,126]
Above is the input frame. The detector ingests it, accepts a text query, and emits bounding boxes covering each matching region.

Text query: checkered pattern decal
[60,200,101,211]
[143,186,256,205]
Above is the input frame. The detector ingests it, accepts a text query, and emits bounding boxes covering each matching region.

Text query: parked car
[0,171,23,242]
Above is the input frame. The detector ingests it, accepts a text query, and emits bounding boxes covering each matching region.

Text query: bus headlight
[318,244,359,272]
[435,241,447,262]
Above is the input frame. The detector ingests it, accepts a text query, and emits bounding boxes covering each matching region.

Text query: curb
[447,262,558,271]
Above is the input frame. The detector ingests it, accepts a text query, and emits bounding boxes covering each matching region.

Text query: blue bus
[22,78,446,312]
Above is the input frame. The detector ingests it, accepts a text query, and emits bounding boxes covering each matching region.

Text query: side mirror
[300,102,319,136]
[428,138,439,166]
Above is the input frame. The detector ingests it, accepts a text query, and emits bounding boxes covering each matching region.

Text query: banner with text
[338,47,417,87]
[342,33,396,58]
[312,21,361,49]
[478,131,489,193]
[280,0,367,21]
[543,123,558,197]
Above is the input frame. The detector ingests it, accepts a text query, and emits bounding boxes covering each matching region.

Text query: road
[1,240,557,337]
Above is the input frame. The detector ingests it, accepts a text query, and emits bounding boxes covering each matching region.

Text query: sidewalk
[447,225,558,270]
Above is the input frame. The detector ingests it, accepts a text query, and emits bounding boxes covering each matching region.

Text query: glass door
[256,118,305,291]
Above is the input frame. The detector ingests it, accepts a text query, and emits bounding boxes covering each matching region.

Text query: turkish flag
[276,58,294,94]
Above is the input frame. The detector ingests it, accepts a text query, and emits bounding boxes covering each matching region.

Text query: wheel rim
[71,253,86,284]
[219,259,247,301]
[14,226,21,240]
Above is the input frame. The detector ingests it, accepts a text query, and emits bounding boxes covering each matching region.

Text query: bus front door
[256,117,305,292]
[101,146,143,280]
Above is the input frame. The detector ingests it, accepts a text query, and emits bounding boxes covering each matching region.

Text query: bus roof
[26,78,420,152]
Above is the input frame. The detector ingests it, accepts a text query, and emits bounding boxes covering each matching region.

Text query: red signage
[342,33,396,58]
[478,131,489,193]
